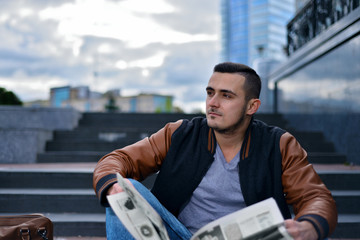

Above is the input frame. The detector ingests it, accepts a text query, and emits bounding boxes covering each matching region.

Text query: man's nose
[208,94,220,107]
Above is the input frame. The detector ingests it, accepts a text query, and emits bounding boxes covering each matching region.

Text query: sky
[0,0,221,112]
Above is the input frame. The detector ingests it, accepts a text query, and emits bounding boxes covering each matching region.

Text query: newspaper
[107,173,170,240]
[190,198,293,240]
[107,173,293,240]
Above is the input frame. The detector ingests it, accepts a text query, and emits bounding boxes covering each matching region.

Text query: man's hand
[284,219,318,240]
[107,179,133,195]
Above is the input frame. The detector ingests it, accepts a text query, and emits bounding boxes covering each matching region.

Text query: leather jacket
[93,117,337,239]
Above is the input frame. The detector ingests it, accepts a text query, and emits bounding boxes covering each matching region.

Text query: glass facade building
[221,0,295,66]
[268,2,360,166]
[270,2,360,114]
[278,36,360,113]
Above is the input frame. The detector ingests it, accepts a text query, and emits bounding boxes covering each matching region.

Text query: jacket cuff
[95,174,118,207]
[298,214,329,240]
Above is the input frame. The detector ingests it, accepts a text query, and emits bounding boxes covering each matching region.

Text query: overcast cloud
[0,0,221,112]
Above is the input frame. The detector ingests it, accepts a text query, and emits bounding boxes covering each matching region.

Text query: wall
[283,113,360,165]
[0,106,80,163]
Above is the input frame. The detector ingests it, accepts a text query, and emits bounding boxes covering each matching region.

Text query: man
[93,62,337,240]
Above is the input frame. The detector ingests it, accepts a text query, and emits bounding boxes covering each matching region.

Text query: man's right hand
[107,179,133,195]
[107,183,124,195]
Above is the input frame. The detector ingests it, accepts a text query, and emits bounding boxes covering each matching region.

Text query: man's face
[205,72,249,134]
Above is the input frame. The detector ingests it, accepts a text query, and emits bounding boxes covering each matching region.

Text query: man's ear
[247,98,261,115]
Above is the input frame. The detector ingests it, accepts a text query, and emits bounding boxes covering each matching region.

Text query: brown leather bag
[0,214,53,240]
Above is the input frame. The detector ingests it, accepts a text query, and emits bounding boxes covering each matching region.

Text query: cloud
[0,0,220,112]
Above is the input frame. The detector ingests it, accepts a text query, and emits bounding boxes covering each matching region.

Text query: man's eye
[223,94,231,98]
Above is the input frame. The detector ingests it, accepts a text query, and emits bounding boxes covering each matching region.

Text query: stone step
[2,167,357,191]
[2,213,358,238]
[53,129,151,141]
[318,170,360,190]
[0,213,106,237]
[254,114,289,128]
[331,214,360,238]
[37,150,346,165]
[308,152,347,164]
[331,190,360,214]
[37,151,107,163]
[77,113,287,130]
[0,164,358,238]
[78,113,203,128]
[1,169,358,214]
[0,189,104,213]
[291,131,336,152]
[45,140,133,151]
[0,212,357,238]
[0,168,157,189]
[0,168,94,189]
[298,141,335,152]
[45,140,337,154]
[49,213,106,237]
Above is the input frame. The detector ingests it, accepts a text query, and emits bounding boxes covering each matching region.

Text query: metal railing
[286,0,359,55]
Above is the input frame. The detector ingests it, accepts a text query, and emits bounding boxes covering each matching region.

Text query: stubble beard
[208,105,247,135]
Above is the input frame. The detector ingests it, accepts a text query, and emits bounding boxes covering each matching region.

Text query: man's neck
[214,121,250,163]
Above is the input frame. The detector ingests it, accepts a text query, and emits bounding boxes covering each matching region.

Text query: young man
[93,62,337,240]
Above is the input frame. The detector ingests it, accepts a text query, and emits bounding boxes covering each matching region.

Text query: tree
[104,95,119,112]
[0,87,23,105]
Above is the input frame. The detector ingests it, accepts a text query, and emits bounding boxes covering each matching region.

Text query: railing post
[273,81,278,114]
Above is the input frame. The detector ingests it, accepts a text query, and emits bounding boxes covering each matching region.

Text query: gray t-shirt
[177,144,247,233]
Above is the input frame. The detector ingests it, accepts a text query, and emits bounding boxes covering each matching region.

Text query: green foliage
[104,96,119,112]
[0,87,23,105]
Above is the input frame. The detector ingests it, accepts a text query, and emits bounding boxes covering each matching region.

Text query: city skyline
[0,0,221,113]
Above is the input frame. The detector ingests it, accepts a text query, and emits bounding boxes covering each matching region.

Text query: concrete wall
[283,113,360,165]
[0,106,81,163]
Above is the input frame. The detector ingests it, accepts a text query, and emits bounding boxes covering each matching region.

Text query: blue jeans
[106,179,192,240]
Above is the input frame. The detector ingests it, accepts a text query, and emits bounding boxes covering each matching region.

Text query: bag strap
[20,228,30,240]
[20,226,49,240]
[37,227,49,240]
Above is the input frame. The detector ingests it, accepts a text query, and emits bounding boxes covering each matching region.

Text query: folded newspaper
[107,173,293,240]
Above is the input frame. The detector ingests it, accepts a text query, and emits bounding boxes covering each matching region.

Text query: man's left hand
[284,219,318,240]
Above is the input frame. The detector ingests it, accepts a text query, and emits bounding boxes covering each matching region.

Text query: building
[221,0,295,67]
[49,86,174,113]
[268,0,360,164]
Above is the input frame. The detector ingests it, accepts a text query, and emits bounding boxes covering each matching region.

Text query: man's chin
[206,118,220,129]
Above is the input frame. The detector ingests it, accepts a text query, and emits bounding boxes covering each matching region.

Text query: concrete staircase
[0,113,359,238]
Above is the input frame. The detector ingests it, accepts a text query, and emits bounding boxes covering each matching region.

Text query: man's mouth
[207,109,222,117]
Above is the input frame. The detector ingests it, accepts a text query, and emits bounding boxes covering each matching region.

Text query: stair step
[1,212,358,238]
[331,190,360,214]
[78,113,203,128]
[20,113,357,238]
[37,151,106,163]
[48,213,106,237]
[308,152,347,164]
[331,214,360,238]
[299,141,335,152]
[0,169,93,189]
[0,168,157,189]
[53,129,150,141]
[317,170,360,190]
[254,113,289,128]
[46,141,133,151]
[0,189,104,213]
[4,167,359,191]
[0,213,106,237]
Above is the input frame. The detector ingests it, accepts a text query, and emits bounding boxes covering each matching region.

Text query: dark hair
[213,62,261,101]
